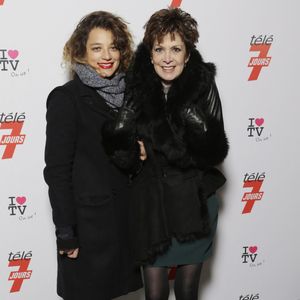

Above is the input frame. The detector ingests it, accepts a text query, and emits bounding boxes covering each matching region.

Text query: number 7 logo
[8,259,32,293]
[248,44,272,81]
[242,180,264,214]
[0,122,26,159]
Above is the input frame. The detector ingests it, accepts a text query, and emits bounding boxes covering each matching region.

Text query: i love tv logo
[248,34,273,81]
[242,245,258,264]
[8,196,27,216]
[0,49,20,71]
[247,118,264,137]
[247,117,272,143]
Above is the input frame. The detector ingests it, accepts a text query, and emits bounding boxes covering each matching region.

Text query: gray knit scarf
[73,63,125,110]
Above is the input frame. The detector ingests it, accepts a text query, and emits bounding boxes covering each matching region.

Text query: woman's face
[85,27,120,78]
[151,32,189,84]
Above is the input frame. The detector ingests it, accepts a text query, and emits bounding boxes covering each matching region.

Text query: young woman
[44,11,142,300]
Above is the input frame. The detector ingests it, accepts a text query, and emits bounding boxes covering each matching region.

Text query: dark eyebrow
[89,43,116,46]
[153,43,184,47]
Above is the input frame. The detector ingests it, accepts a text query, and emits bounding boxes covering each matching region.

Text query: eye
[110,45,118,51]
[92,47,101,52]
[173,47,182,53]
[154,47,162,53]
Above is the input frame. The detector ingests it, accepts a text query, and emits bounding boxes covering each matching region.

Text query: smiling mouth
[97,63,114,69]
[161,66,175,72]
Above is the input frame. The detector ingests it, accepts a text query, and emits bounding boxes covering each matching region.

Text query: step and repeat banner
[1,0,299,299]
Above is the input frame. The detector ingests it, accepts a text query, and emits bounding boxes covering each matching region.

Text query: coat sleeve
[43,87,79,250]
[102,94,142,174]
[184,81,229,167]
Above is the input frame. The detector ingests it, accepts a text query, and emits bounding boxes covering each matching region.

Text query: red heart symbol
[16,196,26,205]
[249,246,258,254]
[255,118,264,126]
[8,49,19,59]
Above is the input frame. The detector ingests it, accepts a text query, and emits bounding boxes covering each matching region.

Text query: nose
[163,50,173,64]
[102,48,112,60]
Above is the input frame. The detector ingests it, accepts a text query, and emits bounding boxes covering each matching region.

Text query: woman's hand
[59,248,79,258]
[137,141,147,160]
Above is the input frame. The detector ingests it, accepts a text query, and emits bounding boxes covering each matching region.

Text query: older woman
[103,8,229,300]
[44,11,142,300]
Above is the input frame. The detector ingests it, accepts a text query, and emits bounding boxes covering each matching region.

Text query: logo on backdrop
[247,117,271,142]
[248,34,273,81]
[8,196,27,216]
[242,245,265,267]
[7,195,36,221]
[0,49,29,77]
[242,245,258,264]
[0,49,19,71]
[8,251,33,293]
[0,0,5,6]
[170,0,182,7]
[242,172,265,214]
[0,112,26,159]
[239,293,260,300]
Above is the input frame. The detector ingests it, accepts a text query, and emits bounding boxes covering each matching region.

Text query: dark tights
[143,263,203,300]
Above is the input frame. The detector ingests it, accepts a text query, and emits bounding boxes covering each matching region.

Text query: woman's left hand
[59,248,79,259]
[137,141,147,160]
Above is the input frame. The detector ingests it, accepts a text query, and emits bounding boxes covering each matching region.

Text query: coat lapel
[74,76,116,119]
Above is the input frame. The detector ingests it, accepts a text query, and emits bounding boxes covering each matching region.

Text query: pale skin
[138,140,147,160]
[60,27,121,259]
[84,27,121,78]
[59,248,79,258]
[151,32,189,84]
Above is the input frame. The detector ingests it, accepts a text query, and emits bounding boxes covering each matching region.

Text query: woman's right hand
[59,248,79,259]
[138,141,147,161]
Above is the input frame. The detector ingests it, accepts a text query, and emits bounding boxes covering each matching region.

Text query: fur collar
[126,43,216,112]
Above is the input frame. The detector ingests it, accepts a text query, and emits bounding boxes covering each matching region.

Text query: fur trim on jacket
[113,43,229,170]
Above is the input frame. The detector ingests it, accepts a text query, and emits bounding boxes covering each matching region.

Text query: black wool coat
[44,75,142,300]
[103,44,229,265]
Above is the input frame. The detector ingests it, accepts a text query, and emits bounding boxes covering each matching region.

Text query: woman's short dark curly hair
[143,8,199,55]
[64,11,133,72]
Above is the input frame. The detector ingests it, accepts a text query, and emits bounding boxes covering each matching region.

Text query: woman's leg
[143,266,170,300]
[174,263,203,300]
